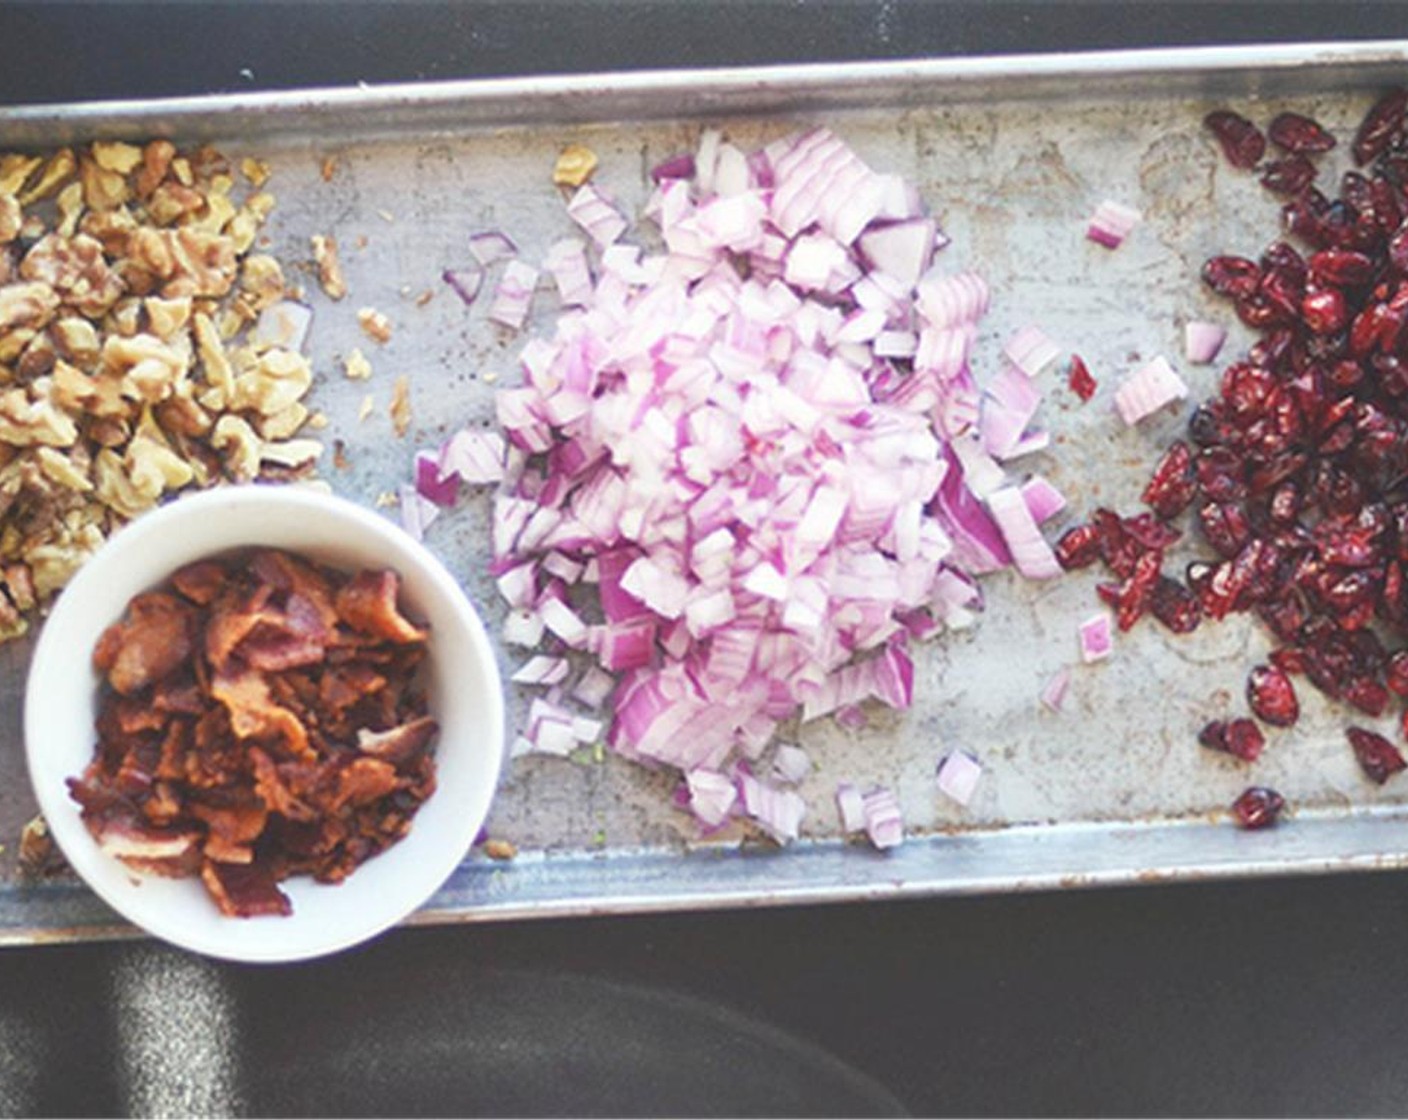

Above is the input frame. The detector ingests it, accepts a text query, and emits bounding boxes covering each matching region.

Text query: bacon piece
[329,757,400,811]
[141,780,185,827]
[210,666,312,760]
[187,797,268,844]
[319,663,387,712]
[170,559,228,605]
[250,549,340,630]
[200,860,292,918]
[97,593,194,695]
[357,715,439,765]
[335,570,427,643]
[248,746,318,822]
[152,675,204,716]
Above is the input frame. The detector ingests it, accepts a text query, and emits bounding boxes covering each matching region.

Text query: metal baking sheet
[4,41,1408,944]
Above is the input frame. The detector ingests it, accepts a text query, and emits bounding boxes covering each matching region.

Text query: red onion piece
[511,655,571,686]
[861,786,904,849]
[488,260,539,331]
[1003,324,1062,378]
[544,239,594,308]
[835,782,866,832]
[1085,199,1142,249]
[397,484,440,542]
[1113,355,1188,425]
[986,486,1062,580]
[442,266,485,307]
[1184,320,1228,365]
[738,771,805,843]
[1079,613,1114,662]
[650,153,696,182]
[686,768,738,828]
[567,183,629,247]
[857,217,939,287]
[469,230,519,267]
[252,300,313,352]
[439,428,506,486]
[414,449,461,507]
[935,750,983,806]
[1020,476,1067,524]
[1039,667,1072,712]
[771,743,812,785]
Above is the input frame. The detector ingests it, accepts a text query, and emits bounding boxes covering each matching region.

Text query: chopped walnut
[482,838,517,861]
[358,394,374,422]
[0,196,20,244]
[237,254,285,314]
[344,347,372,381]
[19,149,77,207]
[0,155,41,198]
[230,347,312,416]
[0,281,60,333]
[80,208,137,258]
[135,140,176,199]
[18,816,61,878]
[553,143,599,188]
[320,155,338,182]
[389,375,411,437]
[99,333,188,404]
[55,183,84,239]
[357,307,392,344]
[143,296,192,340]
[240,158,271,188]
[17,331,56,379]
[79,154,130,212]
[310,235,347,301]
[50,318,101,368]
[145,182,206,227]
[257,401,308,441]
[210,414,262,481]
[34,445,92,492]
[20,233,126,319]
[0,387,79,447]
[92,142,144,176]
[260,438,323,468]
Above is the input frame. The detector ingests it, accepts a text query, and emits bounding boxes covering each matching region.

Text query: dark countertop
[5,3,1408,1116]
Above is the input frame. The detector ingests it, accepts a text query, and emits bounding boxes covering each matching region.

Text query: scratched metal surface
[5,43,1408,942]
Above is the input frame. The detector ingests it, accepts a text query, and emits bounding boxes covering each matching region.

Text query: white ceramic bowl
[24,485,505,963]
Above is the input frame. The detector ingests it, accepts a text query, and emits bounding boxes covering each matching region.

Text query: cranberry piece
[1309,249,1377,287]
[1199,717,1265,761]
[1196,447,1246,503]
[1386,649,1408,695]
[1346,726,1407,784]
[1067,354,1096,402]
[1121,512,1181,551]
[1150,577,1201,634]
[1202,255,1262,299]
[1270,644,1308,674]
[1232,787,1285,829]
[1353,88,1408,166]
[1054,523,1101,570]
[1142,441,1197,519]
[1247,663,1300,727]
[1302,286,1348,334]
[1198,500,1251,559]
[1261,155,1318,196]
[1343,676,1389,717]
[1205,109,1267,169]
[1115,551,1163,632]
[1269,111,1337,154]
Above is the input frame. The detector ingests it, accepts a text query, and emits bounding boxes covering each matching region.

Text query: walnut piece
[0,196,20,243]
[357,306,392,344]
[311,235,347,301]
[344,347,372,380]
[0,281,60,333]
[389,375,411,438]
[21,233,126,318]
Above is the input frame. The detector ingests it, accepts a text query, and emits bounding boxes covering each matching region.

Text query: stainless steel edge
[1,41,1407,145]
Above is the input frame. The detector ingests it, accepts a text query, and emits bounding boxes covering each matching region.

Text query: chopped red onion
[511,655,571,686]
[915,271,989,329]
[540,597,588,648]
[861,786,904,849]
[469,230,519,267]
[1003,324,1062,378]
[1184,319,1228,365]
[835,782,866,832]
[544,239,594,307]
[935,750,983,806]
[857,217,939,287]
[572,665,616,707]
[1113,355,1188,425]
[397,484,440,542]
[771,743,812,785]
[1079,613,1114,662]
[489,260,540,331]
[739,772,805,843]
[414,449,460,507]
[1019,476,1067,524]
[443,267,485,307]
[650,153,696,183]
[1039,667,1072,712]
[252,300,313,352]
[687,768,738,828]
[567,183,629,247]
[835,704,869,731]
[986,485,1062,580]
[439,428,506,486]
[1085,199,1142,249]
[502,607,546,648]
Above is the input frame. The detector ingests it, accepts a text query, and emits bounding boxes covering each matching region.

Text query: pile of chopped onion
[420,126,1075,846]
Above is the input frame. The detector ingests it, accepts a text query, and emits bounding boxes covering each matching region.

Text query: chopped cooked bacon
[170,559,228,605]
[335,570,428,643]
[200,860,293,918]
[357,715,438,765]
[71,547,439,918]
[210,666,313,761]
[96,593,194,695]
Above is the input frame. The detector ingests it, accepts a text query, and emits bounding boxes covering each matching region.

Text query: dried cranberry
[1205,109,1267,170]
[1142,441,1197,519]
[1067,354,1096,402]
[1342,676,1389,717]
[1261,155,1318,196]
[1302,286,1348,334]
[1346,726,1407,784]
[1270,644,1308,674]
[1150,577,1201,634]
[1054,523,1101,571]
[1353,88,1408,166]
[1309,249,1377,287]
[1115,551,1163,632]
[1269,111,1337,154]
[1232,787,1285,829]
[1202,255,1262,299]
[1198,500,1251,559]
[1121,512,1181,551]
[1196,447,1246,503]
[1386,649,1408,695]
[1247,664,1300,727]
[1199,717,1265,762]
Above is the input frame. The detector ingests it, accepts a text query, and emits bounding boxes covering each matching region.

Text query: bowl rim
[23,484,505,963]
